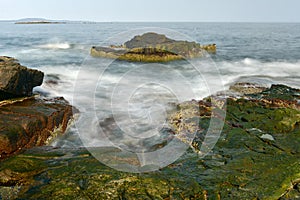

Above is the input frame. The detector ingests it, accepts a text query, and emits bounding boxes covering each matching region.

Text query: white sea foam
[216,59,300,89]
[44,58,300,148]
[40,58,300,114]
[39,42,71,49]
[36,65,79,103]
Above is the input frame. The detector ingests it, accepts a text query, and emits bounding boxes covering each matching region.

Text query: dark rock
[124,32,175,48]
[0,56,44,100]
[247,84,300,101]
[91,32,216,62]
[44,74,61,86]
[0,97,77,160]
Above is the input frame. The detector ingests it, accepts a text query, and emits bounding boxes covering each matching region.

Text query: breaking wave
[39,42,71,49]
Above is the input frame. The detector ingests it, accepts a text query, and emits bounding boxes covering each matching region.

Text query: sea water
[1,22,300,148]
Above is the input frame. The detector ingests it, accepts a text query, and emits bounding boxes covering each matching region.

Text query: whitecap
[260,134,275,141]
[39,42,71,49]
[243,57,259,65]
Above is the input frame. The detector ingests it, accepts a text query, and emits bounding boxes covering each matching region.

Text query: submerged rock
[229,82,267,95]
[0,56,44,100]
[91,32,216,62]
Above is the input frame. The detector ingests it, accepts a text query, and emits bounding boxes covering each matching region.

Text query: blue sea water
[0,22,300,148]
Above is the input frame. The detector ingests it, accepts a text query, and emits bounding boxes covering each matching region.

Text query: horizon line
[0,18,299,24]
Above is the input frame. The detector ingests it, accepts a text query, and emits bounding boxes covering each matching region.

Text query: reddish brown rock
[0,97,77,159]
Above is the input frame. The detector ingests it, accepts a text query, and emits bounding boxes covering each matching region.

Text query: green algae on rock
[90,32,216,62]
[167,84,300,199]
[0,147,205,199]
[1,84,300,199]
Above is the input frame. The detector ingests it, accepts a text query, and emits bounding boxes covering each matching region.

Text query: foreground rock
[0,56,44,100]
[0,84,299,199]
[91,32,216,62]
[0,56,77,160]
[0,97,76,160]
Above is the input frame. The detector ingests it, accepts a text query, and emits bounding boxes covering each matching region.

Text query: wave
[39,42,71,49]
[216,58,300,88]
[35,58,300,147]
[242,57,260,65]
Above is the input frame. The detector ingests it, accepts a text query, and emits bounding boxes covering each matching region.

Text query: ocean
[1,22,300,150]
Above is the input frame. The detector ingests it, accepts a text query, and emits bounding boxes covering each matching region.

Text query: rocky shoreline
[0,56,77,160]
[0,76,299,199]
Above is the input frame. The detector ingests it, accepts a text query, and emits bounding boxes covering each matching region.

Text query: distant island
[10,18,95,24]
[15,21,66,24]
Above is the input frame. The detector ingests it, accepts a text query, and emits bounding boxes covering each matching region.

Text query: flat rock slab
[0,56,43,100]
[0,97,76,159]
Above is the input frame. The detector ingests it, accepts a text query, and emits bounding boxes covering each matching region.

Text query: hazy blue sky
[1,0,299,22]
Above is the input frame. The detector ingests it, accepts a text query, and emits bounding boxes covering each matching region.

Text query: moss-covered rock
[167,84,300,199]
[0,147,205,199]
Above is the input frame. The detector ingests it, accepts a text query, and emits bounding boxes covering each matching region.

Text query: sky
[0,0,299,22]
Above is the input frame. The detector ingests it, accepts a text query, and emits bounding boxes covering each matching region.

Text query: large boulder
[0,56,44,100]
[0,56,77,160]
[0,97,77,159]
[91,32,216,62]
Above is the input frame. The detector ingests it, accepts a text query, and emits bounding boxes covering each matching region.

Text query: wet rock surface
[0,97,76,160]
[0,56,44,100]
[91,32,216,62]
[0,84,300,199]
[229,82,267,95]
[0,56,77,160]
